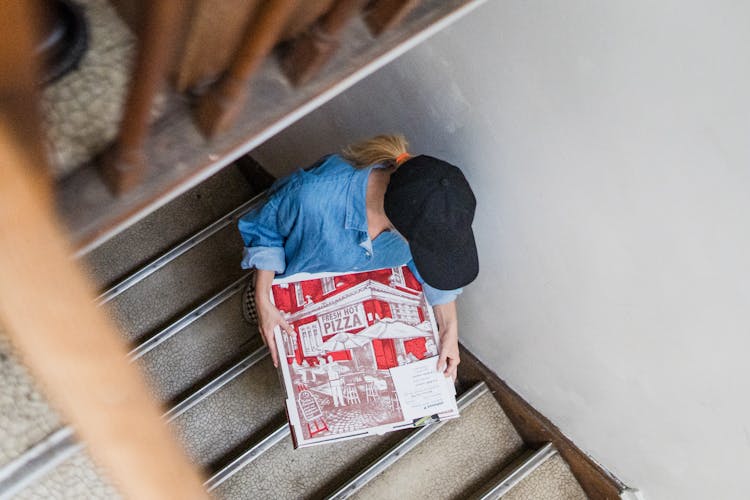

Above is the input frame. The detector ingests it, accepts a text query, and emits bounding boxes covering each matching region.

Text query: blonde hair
[341,134,409,168]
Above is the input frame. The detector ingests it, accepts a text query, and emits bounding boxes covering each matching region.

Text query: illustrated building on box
[272,267,436,370]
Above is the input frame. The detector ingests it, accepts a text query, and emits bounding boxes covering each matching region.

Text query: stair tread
[173,356,284,466]
[500,454,588,500]
[14,449,118,500]
[214,426,409,500]
[137,293,259,402]
[84,165,255,290]
[0,334,61,469]
[105,224,246,343]
[352,391,525,500]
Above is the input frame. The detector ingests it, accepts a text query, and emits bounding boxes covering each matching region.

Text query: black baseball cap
[384,155,479,290]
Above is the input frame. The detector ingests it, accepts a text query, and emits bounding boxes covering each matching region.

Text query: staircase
[0,161,590,499]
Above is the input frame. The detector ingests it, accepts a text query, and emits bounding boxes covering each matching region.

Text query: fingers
[437,352,460,380]
[437,352,448,374]
[445,356,460,380]
[269,342,279,368]
[280,317,294,335]
[258,324,279,367]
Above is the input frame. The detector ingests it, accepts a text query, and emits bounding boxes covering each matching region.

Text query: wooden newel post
[281,0,367,87]
[100,2,185,196]
[364,0,422,36]
[194,0,297,138]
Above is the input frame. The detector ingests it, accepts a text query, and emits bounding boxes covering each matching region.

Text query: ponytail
[341,134,410,169]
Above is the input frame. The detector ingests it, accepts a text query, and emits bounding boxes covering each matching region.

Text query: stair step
[172,356,285,467]
[469,443,558,500]
[0,346,268,499]
[0,171,265,496]
[105,222,247,343]
[138,292,261,403]
[350,388,526,500]
[212,424,408,500]
[83,164,256,289]
[211,382,488,499]
[0,335,61,471]
[13,449,117,500]
[166,346,269,424]
[499,454,588,500]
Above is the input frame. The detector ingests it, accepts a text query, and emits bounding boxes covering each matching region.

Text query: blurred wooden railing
[57,0,483,254]
[100,0,425,195]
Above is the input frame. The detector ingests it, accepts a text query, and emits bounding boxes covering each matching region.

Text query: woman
[238,135,478,381]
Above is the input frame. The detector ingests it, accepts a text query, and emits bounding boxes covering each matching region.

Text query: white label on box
[389,357,458,422]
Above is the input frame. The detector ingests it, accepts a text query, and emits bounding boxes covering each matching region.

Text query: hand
[433,301,460,381]
[437,329,460,381]
[256,295,293,368]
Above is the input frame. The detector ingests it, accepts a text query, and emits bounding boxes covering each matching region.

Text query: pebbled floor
[353,391,526,500]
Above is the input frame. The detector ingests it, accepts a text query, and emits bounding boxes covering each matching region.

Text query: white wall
[253,2,750,498]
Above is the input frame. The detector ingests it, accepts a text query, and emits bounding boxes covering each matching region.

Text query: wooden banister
[100,1,186,195]
[365,0,422,36]
[281,0,368,86]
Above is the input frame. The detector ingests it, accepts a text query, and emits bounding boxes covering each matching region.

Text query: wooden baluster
[100,2,186,196]
[364,0,422,36]
[281,0,367,86]
[194,0,297,138]
[0,3,208,498]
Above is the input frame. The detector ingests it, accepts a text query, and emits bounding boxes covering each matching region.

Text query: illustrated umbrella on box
[357,318,429,340]
[321,332,372,351]
[321,332,372,370]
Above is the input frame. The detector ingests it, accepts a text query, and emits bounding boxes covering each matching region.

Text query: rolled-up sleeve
[422,283,462,306]
[406,261,462,306]
[237,175,300,274]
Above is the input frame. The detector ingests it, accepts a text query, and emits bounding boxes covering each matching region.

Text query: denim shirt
[237,154,461,306]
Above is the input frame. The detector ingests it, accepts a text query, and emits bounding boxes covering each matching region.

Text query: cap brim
[409,228,479,291]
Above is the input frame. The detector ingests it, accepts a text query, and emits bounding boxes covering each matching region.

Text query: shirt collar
[345,165,375,233]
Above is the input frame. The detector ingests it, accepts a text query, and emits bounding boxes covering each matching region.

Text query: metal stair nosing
[323,381,490,500]
[468,442,558,500]
[0,196,268,498]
